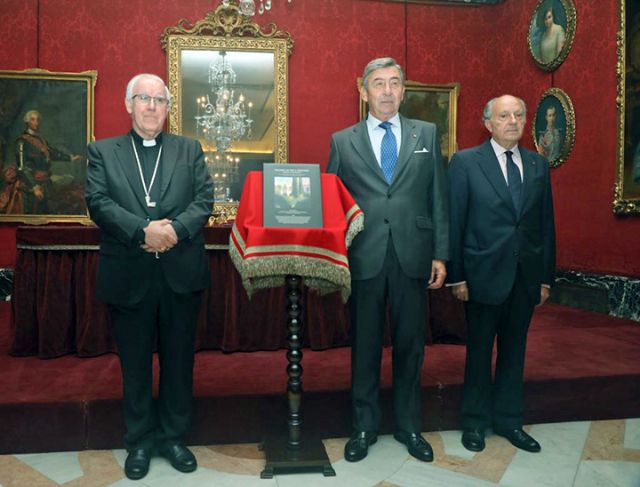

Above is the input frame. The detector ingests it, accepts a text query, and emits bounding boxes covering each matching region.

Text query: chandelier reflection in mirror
[222,0,293,16]
[195,51,253,153]
[205,152,241,201]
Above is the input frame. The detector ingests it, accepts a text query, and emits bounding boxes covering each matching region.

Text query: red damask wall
[0,0,638,277]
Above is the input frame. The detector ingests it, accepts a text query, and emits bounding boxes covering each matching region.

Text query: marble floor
[1,418,639,487]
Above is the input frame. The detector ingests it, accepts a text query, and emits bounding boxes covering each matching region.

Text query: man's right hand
[451,282,469,302]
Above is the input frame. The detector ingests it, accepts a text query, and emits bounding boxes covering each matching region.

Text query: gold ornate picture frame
[532,87,575,168]
[614,0,640,215]
[359,79,459,164]
[162,1,293,223]
[0,69,96,224]
[528,0,577,72]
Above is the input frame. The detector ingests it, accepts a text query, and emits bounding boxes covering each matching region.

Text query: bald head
[483,95,527,150]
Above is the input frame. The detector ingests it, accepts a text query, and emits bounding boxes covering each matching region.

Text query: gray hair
[482,95,527,122]
[362,57,405,89]
[125,73,171,105]
[23,110,41,123]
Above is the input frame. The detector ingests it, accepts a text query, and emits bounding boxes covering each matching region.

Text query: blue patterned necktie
[505,150,522,211]
[379,121,398,184]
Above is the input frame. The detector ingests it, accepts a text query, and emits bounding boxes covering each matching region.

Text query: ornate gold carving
[161,2,293,47]
[162,1,293,223]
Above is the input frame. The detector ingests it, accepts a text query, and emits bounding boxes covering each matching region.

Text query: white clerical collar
[142,138,157,147]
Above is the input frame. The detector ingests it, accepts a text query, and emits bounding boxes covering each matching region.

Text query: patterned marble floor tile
[199,443,265,475]
[14,451,83,485]
[573,460,640,487]
[275,435,409,487]
[4,419,640,487]
[583,419,626,461]
[428,431,516,484]
[388,461,498,487]
[0,454,59,487]
[438,429,477,461]
[499,421,590,487]
[624,418,640,451]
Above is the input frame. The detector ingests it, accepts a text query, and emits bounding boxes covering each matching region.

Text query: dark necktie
[505,150,522,211]
[379,121,398,184]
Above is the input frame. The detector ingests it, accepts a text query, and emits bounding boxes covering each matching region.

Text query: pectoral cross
[145,195,156,208]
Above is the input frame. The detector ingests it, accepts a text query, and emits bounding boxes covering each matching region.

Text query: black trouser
[109,266,202,451]
[349,239,428,434]
[460,267,536,431]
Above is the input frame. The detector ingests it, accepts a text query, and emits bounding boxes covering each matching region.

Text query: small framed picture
[532,87,575,168]
[528,0,577,72]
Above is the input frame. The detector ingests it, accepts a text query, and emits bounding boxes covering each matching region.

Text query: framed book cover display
[263,163,322,228]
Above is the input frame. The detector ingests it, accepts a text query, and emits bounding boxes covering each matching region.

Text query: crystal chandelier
[222,0,293,16]
[195,51,253,152]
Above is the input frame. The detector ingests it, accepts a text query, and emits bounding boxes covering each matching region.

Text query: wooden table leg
[260,275,336,479]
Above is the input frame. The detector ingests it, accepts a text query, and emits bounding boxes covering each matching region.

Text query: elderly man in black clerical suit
[327,57,449,463]
[85,73,213,480]
[447,95,556,454]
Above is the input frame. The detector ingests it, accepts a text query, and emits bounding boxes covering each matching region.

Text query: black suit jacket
[327,116,449,280]
[447,139,555,305]
[85,133,214,306]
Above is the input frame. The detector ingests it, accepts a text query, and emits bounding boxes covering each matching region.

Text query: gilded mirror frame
[614,0,640,215]
[161,2,293,223]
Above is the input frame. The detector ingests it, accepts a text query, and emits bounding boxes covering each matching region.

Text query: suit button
[384,218,389,224]
[387,194,392,199]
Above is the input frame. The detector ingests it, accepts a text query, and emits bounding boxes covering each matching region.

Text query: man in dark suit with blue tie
[86,74,213,480]
[327,57,449,463]
[447,95,556,454]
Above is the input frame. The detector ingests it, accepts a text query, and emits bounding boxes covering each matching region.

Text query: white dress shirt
[366,113,401,167]
[490,138,524,184]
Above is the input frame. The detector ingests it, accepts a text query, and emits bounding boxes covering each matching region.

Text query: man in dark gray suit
[447,95,555,454]
[327,57,449,463]
[86,74,213,480]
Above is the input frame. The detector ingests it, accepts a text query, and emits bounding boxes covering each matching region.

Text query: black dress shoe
[160,443,198,472]
[393,431,434,462]
[494,428,541,453]
[461,429,485,452]
[124,448,151,480]
[344,431,377,462]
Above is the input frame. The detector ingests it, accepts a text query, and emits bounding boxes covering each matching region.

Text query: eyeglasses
[132,94,169,106]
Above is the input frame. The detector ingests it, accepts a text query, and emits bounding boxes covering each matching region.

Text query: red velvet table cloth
[230,172,363,302]
[10,224,466,358]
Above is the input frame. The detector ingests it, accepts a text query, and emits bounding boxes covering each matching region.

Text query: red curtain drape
[10,226,465,358]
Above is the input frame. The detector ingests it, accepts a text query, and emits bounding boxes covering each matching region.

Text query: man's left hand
[428,259,447,289]
[538,286,550,306]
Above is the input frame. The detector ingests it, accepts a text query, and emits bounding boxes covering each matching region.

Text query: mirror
[162,1,293,223]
